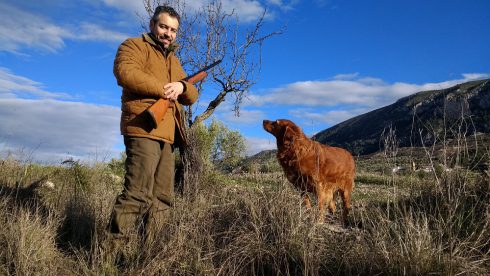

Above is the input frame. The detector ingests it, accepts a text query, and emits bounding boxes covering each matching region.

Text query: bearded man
[108,5,198,242]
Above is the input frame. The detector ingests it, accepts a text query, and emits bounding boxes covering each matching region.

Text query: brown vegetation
[0,130,489,275]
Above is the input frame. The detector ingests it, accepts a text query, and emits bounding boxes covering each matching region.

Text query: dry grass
[0,195,66,275]
[0,149,489,275]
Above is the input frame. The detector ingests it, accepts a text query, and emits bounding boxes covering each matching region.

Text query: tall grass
[0,195,65,275]
[354,170,490,275]
[0,145,489,275]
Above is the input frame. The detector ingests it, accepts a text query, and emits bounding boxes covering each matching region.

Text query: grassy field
[0,147,489,275]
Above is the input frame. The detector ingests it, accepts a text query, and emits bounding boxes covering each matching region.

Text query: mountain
[313,79,490,155]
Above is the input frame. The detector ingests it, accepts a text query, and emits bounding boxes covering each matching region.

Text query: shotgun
[145,59,222,129]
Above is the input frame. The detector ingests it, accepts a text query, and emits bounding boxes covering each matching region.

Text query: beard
[149,31,172,49]
[155,33,172,48]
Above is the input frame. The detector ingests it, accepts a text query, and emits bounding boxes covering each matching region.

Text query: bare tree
[141,0,282,127]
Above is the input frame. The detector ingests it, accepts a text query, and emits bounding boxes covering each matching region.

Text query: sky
[0,0,489,164]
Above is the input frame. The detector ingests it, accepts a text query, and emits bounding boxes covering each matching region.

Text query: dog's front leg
[317,188,330,222]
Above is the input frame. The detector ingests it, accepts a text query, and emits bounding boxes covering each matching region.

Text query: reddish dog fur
[263,119,355,224]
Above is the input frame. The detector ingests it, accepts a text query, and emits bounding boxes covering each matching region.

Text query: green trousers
[108,136,175,239]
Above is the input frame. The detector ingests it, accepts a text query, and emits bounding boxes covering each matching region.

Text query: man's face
[150,12,179,49]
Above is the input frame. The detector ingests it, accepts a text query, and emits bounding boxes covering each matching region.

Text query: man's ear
[149,19,155,31]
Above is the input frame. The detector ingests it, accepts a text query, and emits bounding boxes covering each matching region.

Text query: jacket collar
[143,33,179,54]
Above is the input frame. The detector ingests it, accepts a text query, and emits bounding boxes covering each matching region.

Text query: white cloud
[222,0,266,22]
[0,0,283,54]
[220,108,266,125]
[101,0,148,18]
[0,3,65,53]
[203,94,266,125]
[102,0,144,11]
[0,68,71,99]
[207,73,490,139]
[461,73,489,80]
[0,98,121,164]
[248,73,490,129]
[64,23,129,43]
[100,0,270,23]
[254,73,490,108]
[267,0,283,4]
[0,2,130,54]
[289,108,365,126]
[0,68,121,163]
[266,0,299,11]
[245,136,276,156]
[332,73,360,80]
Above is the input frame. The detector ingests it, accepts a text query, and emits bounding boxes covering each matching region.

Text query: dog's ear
[283,125,297,142]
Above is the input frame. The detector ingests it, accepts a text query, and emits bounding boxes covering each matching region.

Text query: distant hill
[313,79,490,155]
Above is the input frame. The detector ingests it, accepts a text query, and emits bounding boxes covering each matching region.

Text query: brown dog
[263,119,355,224]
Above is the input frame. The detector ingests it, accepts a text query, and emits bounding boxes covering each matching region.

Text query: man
[108,5,198,242]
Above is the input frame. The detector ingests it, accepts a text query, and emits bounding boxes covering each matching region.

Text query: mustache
[158,34,171,40]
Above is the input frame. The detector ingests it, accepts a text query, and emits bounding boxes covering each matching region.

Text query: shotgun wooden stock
[146,71,207,129]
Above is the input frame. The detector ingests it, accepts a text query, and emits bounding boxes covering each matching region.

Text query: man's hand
[163,82,184,100]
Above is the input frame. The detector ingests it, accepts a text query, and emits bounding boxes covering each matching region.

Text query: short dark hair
[152,5,181,24]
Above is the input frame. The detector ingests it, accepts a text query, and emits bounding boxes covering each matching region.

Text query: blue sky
[0,0,489,163]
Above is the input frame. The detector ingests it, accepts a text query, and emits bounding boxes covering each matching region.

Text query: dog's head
[263,119,303,145]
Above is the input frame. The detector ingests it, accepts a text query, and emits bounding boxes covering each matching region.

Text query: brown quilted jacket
[114,33,198,145]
